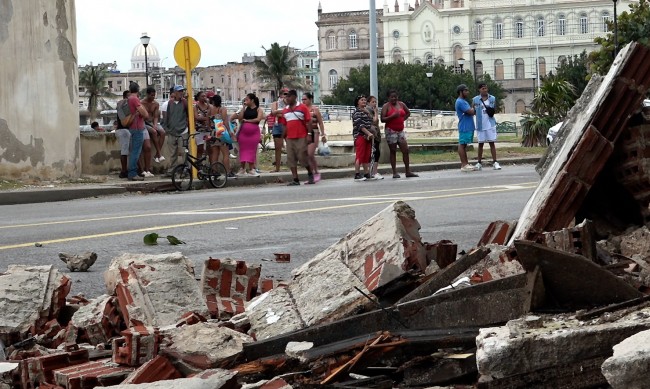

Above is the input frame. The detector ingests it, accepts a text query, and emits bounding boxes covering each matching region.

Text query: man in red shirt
[280,90,314,185]
[126,82,150,181]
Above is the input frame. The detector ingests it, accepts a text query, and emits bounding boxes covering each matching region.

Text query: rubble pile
[1,42,650,388]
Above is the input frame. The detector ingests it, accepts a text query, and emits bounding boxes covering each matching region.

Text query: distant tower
[394,0,399,12]
[318,1,322,15]
[415,0,420,8]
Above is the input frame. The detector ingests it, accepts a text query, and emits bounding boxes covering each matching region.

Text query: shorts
[286,137,308,168]
[195,131,211,146]
[477,127,497,143]
[385,128,406,145]
[116,129,131,156]
[459,131,474,145]
[146,123,166,136]
[354,136,372,164]
[272,124,283,138]
[143,128,150,140]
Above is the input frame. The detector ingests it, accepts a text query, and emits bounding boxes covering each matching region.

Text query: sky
[76,0,380,71]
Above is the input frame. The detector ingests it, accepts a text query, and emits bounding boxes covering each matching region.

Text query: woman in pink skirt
[235,93,264,176]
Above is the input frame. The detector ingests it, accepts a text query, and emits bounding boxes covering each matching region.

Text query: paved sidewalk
[0,156,541,205]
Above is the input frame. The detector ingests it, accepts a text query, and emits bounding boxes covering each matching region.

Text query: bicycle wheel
[207,162,228,188]
[171,164,193,191]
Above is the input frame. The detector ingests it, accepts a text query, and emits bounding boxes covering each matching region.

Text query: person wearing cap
[455,84,477,172]
[164,85,189,175]
[270,88,289,172]
[472,83,501,170]
[279,89,314,185]
[125,82,150,181]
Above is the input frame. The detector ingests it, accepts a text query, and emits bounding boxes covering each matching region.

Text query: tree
[78,64,114,121]
[548,51,589,97]
[520,79,576,147]
[322,63,505,111]
[590,0,650,75]
[254,43,301,97]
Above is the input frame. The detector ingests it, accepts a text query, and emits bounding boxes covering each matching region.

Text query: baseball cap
[456,84,469,93]
[206,91,216,98]
[173,85,186,92]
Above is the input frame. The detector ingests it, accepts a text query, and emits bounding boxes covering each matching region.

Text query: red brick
[478,221,516,246]
[201,259,261,320]
[20,350,89,389]
[425,240,458,269]
[274,253,290,262]
[53,359,132,389]
[112,326,162,367]
[121,355,182,385]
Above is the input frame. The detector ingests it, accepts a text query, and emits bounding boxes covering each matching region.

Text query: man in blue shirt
[455,84,476,172]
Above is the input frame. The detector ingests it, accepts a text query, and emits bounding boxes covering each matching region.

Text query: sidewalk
[0,156,541,205]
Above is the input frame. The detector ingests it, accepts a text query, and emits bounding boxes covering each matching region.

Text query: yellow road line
[0,185,534,250]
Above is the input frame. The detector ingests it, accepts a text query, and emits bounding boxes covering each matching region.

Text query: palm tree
[521,79,577,147]
[79,64,114,121]
[254,43,301,97]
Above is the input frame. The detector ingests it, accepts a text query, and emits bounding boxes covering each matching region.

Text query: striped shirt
[352,108,372,139]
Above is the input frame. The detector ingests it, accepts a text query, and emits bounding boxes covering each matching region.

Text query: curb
[0,157,540,205]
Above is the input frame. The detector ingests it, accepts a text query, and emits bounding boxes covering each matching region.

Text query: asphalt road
[0,165,540,298]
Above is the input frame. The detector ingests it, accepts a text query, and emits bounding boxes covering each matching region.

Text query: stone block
[162,322,253,370]
[109,253,208,327]
[246,288,303,341]
[112,326,162,367]
[102,369,238,388]
[53,359,133,389]
[121,355,182,385]
[602,329,650,389]
[58,252,97,272]
[0,265,71,344]
[70,295,121,346]
[200,258,261,320]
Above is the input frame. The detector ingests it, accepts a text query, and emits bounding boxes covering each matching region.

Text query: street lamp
[140,33,150,87]
[457,58,465,73]
[532,22,552,90]
[468,42,478,88]
[613,0,619,57]
[426,72,433,116]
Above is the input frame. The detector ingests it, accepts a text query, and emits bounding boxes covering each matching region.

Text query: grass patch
[0,179,25,190]
[409,146,546,164]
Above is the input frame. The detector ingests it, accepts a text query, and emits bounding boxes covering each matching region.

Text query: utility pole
[369,0,378,99]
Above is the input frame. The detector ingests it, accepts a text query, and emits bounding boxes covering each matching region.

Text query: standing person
[115,91,130,178]
[301,92,327,182]
[280,89,314,185]
[352,95,375,181]
[270,88,288,172]
[126,82,149,181]
[164,85,189,175]
[472,83,501,170]
[193,91,212,159]
[455,84,477,172]
[236,93,264,176]
[381,89,418,178]
[209,94,236,178]
[141,86,166,164]
[366,95,383,179]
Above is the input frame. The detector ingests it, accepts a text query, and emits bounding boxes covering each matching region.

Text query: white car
[546,121,563,146]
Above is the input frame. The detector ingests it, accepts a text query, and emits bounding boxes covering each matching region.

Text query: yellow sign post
[174,37,201,178]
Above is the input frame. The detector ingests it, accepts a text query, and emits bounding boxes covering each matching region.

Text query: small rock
[58,252,97,272]
[34,243,42,247]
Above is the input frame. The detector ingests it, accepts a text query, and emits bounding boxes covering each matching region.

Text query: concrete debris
[69,295,120,345]
[58,252,97,272]
[601,329,650,389]
[284,341,314,362]
[543,219,597,261]
[0,362,18,388]
[200,258,261,320]
[620,225,650,259]
[112,326,162,367]
[104,369,238,388]
[457,244,523,284]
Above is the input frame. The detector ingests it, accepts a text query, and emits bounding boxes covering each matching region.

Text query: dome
[129,34,162,72]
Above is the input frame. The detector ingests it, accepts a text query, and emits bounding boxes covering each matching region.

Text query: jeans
[165,131,189,174]
[127,129,145,178]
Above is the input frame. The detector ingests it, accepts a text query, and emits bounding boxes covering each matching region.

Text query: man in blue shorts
[455,84,476,172]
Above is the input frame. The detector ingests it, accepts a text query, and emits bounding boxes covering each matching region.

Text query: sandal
[405,172,419,178]
[392,173,400,179]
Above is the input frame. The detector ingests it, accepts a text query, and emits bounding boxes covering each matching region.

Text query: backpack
[117,100,134,128]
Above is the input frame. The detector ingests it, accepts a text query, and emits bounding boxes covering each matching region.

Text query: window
[494,59,504,80]
[426,54,433,67]
[537,57,546,77]
[414,59,422,64]
[349,30,358,49]
[494,20,504,40]
[515,18,524,38]
[579,13,589,34]
[327,33,336,50]
[475,61,483,77]
[436,57,445,65]
[537,17,545,37]
[474,20,483,40]
[328,69,338,89]
[210,77,214,84]
[515,58,525,79]
[515,99,526,114]
[558,14,567,35]
[602,11,611,32]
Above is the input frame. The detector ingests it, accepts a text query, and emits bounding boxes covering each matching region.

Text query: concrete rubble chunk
[121,355,182,385]
[107,253,208,327]
[602,329,650,389]
[619,225,650,259]
[58,252,97,272]
[0,265,71,343]
[70,294,120,345]
[162,322,253,370]
[200,258,261,320]
[0,362,18,388]
[457,244,523,284]
[246,287,304,341]
[104,369,238,389]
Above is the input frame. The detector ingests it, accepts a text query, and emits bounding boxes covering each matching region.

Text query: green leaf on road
[144,233,159,245]
[166,235,186,245]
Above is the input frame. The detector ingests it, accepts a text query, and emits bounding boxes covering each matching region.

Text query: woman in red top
[380,89,418,178]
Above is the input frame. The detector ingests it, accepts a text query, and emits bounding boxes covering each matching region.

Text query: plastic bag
[318,141,331,156]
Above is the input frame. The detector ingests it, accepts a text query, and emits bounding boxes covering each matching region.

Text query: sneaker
[143,171,155,178]
[248,170,260,177]
[118,172,128,179]
[237,168,246,176]
[461,164,477,172]
[287,179,300,186]
[493,161,502,170]
[158,156,166,162]
[230,154,237,159]
[364,173,375,181]
[475,162,483,171]
[154,157,160,163]
[138,172,145,178]
[373,173,384,180]
[227,172,237,178]
[314,173,321,182]
[128,176,144,181]
[254,168,261,174]
[306,174,315,184]
[354,173,366,182]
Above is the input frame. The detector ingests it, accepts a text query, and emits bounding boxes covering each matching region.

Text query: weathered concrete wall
[0,0,80,180]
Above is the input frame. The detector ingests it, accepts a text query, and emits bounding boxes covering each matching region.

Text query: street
[0,165,540,297]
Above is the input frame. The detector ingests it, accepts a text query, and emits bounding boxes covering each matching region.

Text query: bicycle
[171,132,228,190]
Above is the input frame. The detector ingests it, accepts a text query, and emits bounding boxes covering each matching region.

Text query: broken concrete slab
[200,258,261,320]
[69,295,120,346]
[601,329,650,389]
[476,307,650,381]
[58,252,97,272]
[514,240,642,309]
[104,369,238,389]
[109,254,208,327]
[620,225,650,259]
[121,355,182,385]
[246,287,304,341]
[162,322,253,370]
[0,265,71,344]
[458,245,523,284]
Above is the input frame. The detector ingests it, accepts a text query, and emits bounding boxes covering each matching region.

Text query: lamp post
[613,0,619,57]
[532,22,552,90]
[468,41,477,88]
[140,33,150,87]
[457,58,465,73]
[426,72,433,117]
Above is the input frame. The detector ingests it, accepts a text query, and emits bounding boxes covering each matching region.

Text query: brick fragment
[112,326,162,367]
[53,359,133,389]
[543,219,597,261]
[200,258,261,320]
[425,240,458,269]
[478,220,517,246]
[121,355,182,385]
[20,349,88,389]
